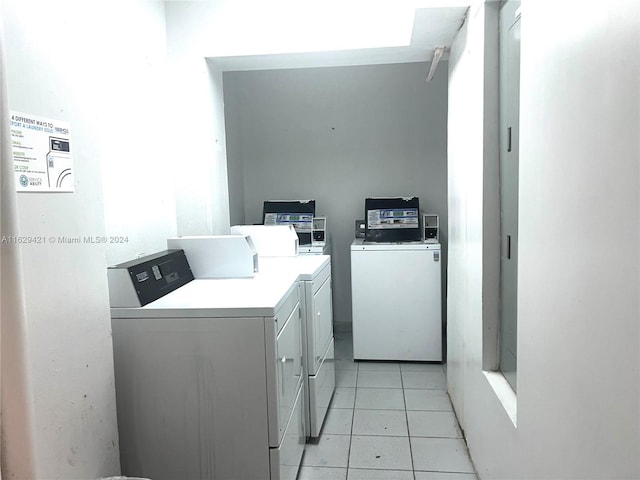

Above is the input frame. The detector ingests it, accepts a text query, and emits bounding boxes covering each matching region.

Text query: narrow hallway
[298,333,476,480]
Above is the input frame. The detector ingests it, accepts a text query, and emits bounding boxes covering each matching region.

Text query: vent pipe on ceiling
[426,46,446,82]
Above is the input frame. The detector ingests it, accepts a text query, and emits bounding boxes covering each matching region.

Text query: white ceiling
[164,1,469,71]
[211,7,468,71]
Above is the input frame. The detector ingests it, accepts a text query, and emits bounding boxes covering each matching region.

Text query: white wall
[446,1,497,429]
[447,1,640,478]
[2,1,176,477]
[99,2,177,265]
[224,82,246,226]
[223,62,449,327]
[164,3,231,236]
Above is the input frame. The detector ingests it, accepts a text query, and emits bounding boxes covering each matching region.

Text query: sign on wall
[10,111,74,192]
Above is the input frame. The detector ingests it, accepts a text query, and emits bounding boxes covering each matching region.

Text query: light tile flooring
[298,333,477,480]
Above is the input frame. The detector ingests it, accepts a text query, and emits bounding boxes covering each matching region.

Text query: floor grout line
[344,359,358,475]
[323,336,475,479]
[400,362,418,479]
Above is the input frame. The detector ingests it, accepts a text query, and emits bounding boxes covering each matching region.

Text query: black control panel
[364,197,421,243]
[118,250,193,306]
[263,199,316,245]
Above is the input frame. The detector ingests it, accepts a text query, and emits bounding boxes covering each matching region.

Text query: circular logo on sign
[19,175,29,187]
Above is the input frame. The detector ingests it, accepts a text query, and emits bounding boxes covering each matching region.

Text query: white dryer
[259,255,335,438]
[109,252,304,480]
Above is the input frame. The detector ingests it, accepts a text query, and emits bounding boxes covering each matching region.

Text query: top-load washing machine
[108,250,305,480]
[351,239,442,361]
[350,196,442,361]
[259,255,335,438]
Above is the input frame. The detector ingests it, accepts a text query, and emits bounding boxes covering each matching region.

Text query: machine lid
[351,238,440,251]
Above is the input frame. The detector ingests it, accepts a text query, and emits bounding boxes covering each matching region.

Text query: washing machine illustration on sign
[46,137,73,189]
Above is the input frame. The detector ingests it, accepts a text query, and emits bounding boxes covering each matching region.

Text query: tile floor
[298,333,477,480]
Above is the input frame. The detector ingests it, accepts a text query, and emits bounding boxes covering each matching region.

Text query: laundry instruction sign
[10,111,74,192]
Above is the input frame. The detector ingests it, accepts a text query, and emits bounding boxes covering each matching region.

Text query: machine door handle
[279,356,287,396]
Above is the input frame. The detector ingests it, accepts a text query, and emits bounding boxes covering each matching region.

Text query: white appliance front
[268,294,303,446]
[111,275,304,480]
[351,240,442,361]
[308,339,335,437]
[305,265,333,374]
[258,256,335,438]
[270,386,305,480]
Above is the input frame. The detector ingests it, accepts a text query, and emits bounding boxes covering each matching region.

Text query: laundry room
[1,1,639,480]
[223,62,449,332]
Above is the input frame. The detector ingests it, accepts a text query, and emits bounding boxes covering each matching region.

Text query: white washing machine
[350,239,442,361]
[259,255,335,438]
[109,251,305,480]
